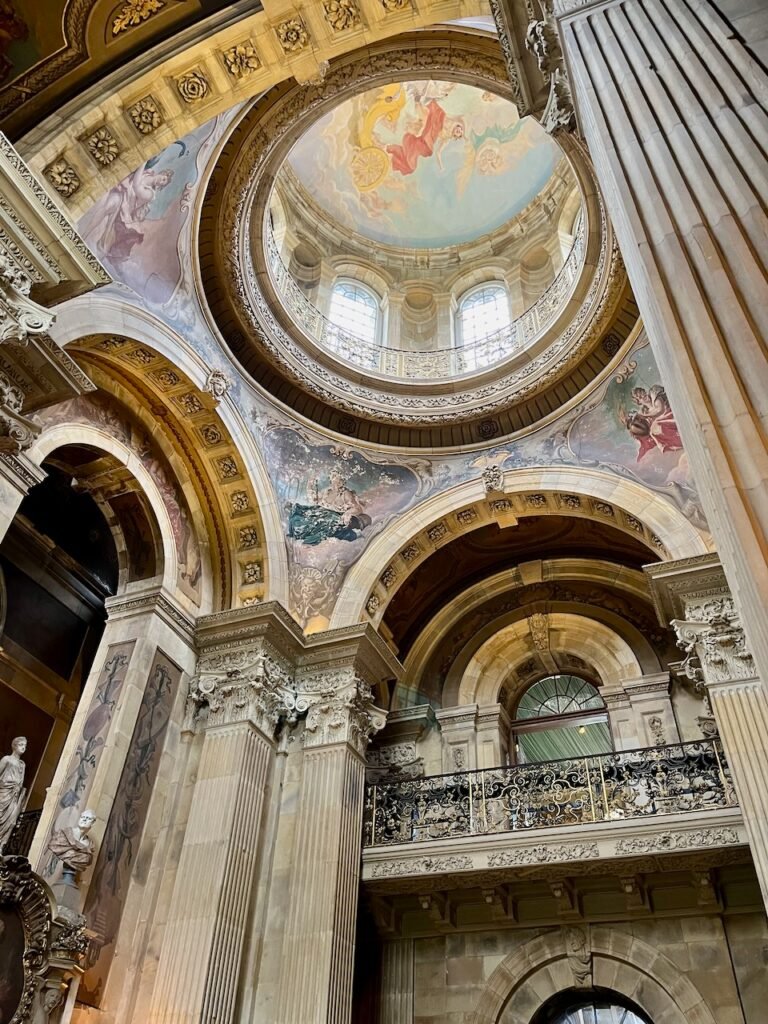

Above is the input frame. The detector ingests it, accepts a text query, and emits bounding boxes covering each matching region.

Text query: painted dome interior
[265,80,584,381]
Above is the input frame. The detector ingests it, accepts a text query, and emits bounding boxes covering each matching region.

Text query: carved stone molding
[673,597,755,687]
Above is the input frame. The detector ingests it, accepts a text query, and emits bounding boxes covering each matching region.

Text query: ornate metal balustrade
[363,740,737,848]
[265,218,585,381]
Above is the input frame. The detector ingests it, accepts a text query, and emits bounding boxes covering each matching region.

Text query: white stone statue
[46,809,96,882]
[0,736,27,852]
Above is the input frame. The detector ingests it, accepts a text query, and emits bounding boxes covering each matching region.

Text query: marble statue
[0,736,27,852]
[46,809,96,881]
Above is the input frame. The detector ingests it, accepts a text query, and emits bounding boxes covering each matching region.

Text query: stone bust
[47,809,97,881]
[0,736,27,852]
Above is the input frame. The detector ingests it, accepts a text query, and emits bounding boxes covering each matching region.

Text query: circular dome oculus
[285,80,562,250]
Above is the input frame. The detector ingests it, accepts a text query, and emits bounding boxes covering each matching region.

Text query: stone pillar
[435,706,478,773]
[380,939,414,1024]
[274,627,398,1024]
[647,555,768,910]
[476,703,511,768]
[147,605,301,1024]
[555,0,768,693]
[624,672,679,748]
[30,585,196,883]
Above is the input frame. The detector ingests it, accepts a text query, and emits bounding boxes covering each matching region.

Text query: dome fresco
[286,80,562,249]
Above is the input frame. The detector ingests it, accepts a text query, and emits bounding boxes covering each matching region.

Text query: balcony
[361,740,746,887]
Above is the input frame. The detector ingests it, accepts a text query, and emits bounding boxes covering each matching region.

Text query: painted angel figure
[456,119,527,196]
[621,384,683,461]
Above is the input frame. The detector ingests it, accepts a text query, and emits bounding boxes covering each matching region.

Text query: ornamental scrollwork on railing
[362,739,737,847]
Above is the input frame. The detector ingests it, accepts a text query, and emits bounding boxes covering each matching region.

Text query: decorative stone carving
[614,827,741,856]
[367,742,422,781]
[46,809,96,882]
[323,0,361,32]
[380,0,409,10]
[127,96,163,135]
[400,542,420,563]
[456,508,477,526]
[176,69,210,104]
[366,594,380,616]
[371,856,472,878]
[222,41,262,78]
[44,158,81,198]
[0,371,38,453]
[594,500,614,516]
[559,493,581,509]
[526,493,547,508]
[673,597,755,687]
[0,252,55,344]
[0,736,26,852]
[84,126,120,167]
[564,925,592,987]
[275,18,309,53]
[217,455,238,479]
[529,611,549,651]
[112,0,164,34]
[204,368,231,402]
[487,842,600,867]
[380,565,397,589]
[648,715,666,747]
[304,673,386,755]
[481,464,504,492]
[242,561,262,584]
[427,522,447,543]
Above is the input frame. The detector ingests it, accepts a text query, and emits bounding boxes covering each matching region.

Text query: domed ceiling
[286,80,561,249]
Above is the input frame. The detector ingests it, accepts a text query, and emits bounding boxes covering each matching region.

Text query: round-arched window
[512,674,612,764]
[328,280,380,345]
[457,283,511,346]
[531,988,653,1024]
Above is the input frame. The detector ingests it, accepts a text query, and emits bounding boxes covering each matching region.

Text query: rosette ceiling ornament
[199,34,636,449]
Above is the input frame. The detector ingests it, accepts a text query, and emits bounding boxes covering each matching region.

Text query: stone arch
[471,926,717,1024]
[331,471,708,628]
[29,423,178,598]
[402,560,658,696]
[451,612,644,708]
[49,298,289,609]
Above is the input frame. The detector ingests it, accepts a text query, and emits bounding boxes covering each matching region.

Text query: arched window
[531,988,653,1024]
[512,674,612,764]
[457,283,510,345]
[328,280,380,345]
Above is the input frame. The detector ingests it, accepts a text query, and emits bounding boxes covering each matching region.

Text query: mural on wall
[40,641,135,880]
[36,394,203,600]
[80,650,182,1008]
[78,110,240,354]
[487,338,707,532]
[257,422,429,627]
[254,337,707,626]
[286,80,560,248]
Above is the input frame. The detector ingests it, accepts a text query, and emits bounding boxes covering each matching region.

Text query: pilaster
[380,938,414,1024]
[555,0,768,697]
[647,556,768,909]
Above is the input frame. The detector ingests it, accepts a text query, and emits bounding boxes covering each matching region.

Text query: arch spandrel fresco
[67,113,709,629]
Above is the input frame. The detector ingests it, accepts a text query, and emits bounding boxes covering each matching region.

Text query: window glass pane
[516,675,605,720]
[516,721,612,763]
[329,282,379,344]
[459,284,510,345]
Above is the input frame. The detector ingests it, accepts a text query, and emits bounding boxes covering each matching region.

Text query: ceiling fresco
[285,80,561,249]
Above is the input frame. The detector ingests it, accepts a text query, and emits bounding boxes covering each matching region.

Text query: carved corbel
[0,369,39,453]
[672,597,756,688]
[0,255,55,345]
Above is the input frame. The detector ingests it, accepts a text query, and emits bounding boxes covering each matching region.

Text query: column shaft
[709,680,768,908]
[380,939,414,1024]
[149,721,274,1024]
[276,743,366,1024]
[558,0,768,688]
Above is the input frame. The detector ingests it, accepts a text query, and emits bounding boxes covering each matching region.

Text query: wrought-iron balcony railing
[265,216,585,381]
[363,739,737,848]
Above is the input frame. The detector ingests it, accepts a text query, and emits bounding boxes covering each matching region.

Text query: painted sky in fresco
[286,80,561,248]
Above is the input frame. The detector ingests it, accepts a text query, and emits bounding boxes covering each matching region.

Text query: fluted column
[556,0,768,694]
[148,611,300,1024]
[275,672,388,1024]
[380,939,414,1024]
[647,556,768,910]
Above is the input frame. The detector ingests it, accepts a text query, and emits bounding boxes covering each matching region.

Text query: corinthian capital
[303,671,387,756]
[673,597,755,687]
[0,253,55,345]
